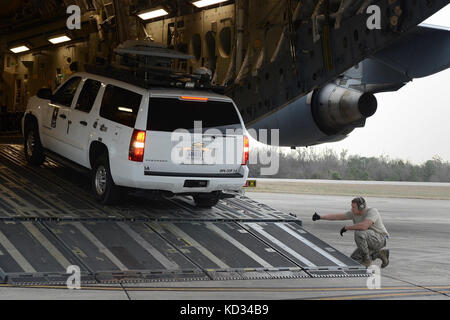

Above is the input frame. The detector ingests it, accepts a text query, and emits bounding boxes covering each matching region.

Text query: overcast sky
[282,5,450,165]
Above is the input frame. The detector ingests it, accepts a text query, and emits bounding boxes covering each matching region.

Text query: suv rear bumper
[111,161,249,194]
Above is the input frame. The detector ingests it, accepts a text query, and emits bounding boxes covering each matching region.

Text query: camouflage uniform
[345,208,389,264]
[351,229,387,263]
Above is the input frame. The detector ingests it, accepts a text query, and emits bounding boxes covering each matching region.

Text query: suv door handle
[59,114,67,119]
[80,121,88,126]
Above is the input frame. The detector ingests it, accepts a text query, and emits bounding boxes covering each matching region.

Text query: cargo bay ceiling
[0,0,400,32]
[1,0,448,132]
[1,0,406,44]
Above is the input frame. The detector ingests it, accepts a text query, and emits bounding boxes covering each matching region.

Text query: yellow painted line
[122,287,450,293]
[1,284,450,294]
[316,290,450,300]
[0,284,119,291]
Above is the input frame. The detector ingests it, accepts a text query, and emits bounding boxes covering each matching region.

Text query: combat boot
[361,256,373,268]
[373,249,390,268]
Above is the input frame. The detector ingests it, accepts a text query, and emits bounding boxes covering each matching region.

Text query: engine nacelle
[313,84,378,135]
[248,84,377,147]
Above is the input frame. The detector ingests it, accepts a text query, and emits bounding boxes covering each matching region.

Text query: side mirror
[37,88,53,100]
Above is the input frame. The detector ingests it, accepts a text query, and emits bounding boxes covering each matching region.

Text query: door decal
[51,107,59,129]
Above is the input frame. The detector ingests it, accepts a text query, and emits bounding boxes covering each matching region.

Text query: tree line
[248,147,450,182]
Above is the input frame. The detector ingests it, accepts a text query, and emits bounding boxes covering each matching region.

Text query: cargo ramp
[0,145,368,285]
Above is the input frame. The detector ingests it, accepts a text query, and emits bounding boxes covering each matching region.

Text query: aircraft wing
[339,23,450,94]
[369,24,450,81]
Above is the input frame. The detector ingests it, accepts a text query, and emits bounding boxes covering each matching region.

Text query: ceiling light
[10,46,30,54]
[192,0,228,8]
[48,35,72,44]
[138,8,169,20]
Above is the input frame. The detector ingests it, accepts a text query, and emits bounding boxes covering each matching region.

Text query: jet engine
[248,84,378,147]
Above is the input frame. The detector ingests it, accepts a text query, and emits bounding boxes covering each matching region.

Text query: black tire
[24,121,45,166]
[91,155,122,205]
[193,194,220,208]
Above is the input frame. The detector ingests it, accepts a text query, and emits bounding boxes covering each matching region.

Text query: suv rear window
[100,85,142,128]
[147,98,241,133]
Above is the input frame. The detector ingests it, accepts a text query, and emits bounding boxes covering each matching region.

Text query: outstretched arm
[314,213,349,221]
[322,213,350,221]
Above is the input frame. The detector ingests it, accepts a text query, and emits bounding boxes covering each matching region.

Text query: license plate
[189,150,204,160]
[185,148,211,163]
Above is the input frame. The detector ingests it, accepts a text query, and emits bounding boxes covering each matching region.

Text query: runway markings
[315,290,450,300]
[1,284,450,295]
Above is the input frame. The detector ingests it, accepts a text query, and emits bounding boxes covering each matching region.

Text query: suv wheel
[92,155,122,205]
[24,122,45,166]
[193,194,220,208]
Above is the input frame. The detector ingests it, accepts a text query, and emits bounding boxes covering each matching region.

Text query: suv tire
[92,155,122,205]
[24,121,45,166]
[193,194,220,208]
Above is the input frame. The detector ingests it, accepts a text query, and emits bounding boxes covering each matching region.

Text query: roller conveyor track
[0,145,368,285]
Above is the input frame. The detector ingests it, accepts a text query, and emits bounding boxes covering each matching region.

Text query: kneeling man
[312,197,390,268]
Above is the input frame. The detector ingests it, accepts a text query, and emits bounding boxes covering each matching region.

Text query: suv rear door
[97,83,144,162]
[65,78,102,167]
[144,96,245,178]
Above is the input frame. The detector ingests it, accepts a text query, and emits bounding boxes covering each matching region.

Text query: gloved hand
[312,212,321,221]
[340,227,347,236]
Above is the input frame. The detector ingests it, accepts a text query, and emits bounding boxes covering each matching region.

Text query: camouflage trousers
[351,230,387,262]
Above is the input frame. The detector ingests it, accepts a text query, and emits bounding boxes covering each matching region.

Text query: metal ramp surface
[0,145,368,285]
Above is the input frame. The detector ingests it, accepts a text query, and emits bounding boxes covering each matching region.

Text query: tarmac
[0,192,449,300]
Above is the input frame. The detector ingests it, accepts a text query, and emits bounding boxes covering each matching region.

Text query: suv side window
[51,77,82,107]
[75,79,101,113]
[99,85,142,128]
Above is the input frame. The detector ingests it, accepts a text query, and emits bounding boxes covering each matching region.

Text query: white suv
[22,72,249,207]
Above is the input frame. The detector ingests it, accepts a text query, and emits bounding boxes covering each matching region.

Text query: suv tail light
[180,96,209,102]
[242,136,249,166]
[129,130,146,162]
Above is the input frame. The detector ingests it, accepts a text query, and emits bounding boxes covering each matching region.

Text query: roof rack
[85,41,226,94]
